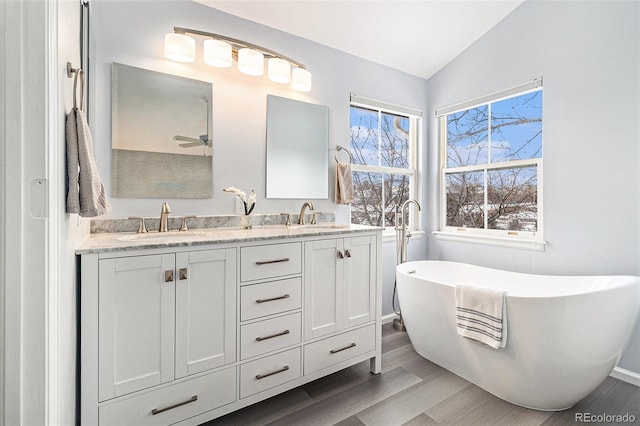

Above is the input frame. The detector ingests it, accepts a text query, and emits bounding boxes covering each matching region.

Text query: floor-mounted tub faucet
[399,199,421,264]
[394,198,422,332]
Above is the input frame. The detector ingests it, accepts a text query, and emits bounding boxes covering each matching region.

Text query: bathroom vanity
[77,222,381,425]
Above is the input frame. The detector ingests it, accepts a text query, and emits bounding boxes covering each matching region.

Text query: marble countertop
[76,223,381,254]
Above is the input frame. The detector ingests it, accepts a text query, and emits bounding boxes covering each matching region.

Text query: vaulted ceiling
[196,0,525,80]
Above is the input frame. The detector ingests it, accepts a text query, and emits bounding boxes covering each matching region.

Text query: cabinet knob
[178,268,188,280]
[344,249,351,258]
[337,250,344,259]
[164,270,174,283]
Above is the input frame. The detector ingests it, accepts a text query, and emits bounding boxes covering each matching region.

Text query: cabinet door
[343,236,376,328]
[304,239,344,339]
[99,254,175,401]
[175,248,237,378]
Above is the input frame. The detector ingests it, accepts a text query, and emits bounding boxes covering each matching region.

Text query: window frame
[348,94,421,236]
[436,80,545,250]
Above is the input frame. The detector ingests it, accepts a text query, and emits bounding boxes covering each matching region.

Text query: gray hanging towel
[66,69,111,216]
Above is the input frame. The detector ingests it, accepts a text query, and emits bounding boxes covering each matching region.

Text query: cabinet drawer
[304,324,376,375]
[99,366,236,426]
[240,348,301,399]
[241,242,301,282]
[241,312,301,360]
[241,278,302,321]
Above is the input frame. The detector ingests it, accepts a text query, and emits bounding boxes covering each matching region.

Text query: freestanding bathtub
[396,261,640,411]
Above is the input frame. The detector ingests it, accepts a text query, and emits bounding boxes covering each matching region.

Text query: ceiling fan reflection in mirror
[172,134,212,148]
[172,97,212,155]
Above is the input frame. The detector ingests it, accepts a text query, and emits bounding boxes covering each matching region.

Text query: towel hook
[334,145,353,163]
[72,67,84,111]
[66,62,79,78]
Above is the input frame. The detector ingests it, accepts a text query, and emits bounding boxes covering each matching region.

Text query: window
[349,94,421,232]
[436,79,543,245]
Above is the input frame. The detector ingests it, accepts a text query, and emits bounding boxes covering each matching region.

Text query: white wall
[89,0,429,316]
[426,0,640,373]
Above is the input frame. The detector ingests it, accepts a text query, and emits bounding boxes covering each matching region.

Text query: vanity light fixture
[165,27,312,92]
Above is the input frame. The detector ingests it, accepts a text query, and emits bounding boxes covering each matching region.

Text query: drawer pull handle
[256,258,290,265]
[330,342,356,354]
[256,294,290,304]
[151,395,198,415]
[256,365,289,380]
[256,329,290,342]
[164,270,174,283]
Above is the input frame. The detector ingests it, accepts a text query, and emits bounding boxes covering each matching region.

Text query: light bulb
[164,33,195,63]
[291,67,312,92]
[268,58,291,83]
[203,39,232,68]
[237,48,264,76]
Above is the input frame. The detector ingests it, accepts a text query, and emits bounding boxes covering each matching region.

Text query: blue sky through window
[447,90,542,167]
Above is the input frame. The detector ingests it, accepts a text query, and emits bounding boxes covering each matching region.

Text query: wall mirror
[266,95,329,199]
[111,63,213,198]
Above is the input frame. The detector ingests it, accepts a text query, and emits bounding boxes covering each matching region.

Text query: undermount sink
[117,230,210,241]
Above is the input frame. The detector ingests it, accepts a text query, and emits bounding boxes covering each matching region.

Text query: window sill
[433,231,546,251]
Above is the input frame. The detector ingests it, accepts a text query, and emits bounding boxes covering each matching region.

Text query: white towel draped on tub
[66,70,111,217]
[455,284,507,349]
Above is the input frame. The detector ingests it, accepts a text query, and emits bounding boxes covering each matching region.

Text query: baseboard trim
[382,313,398,325]
[610,367,640,387]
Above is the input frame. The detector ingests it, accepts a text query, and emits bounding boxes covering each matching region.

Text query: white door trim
[1,0,59,425]
[46,0,61,425]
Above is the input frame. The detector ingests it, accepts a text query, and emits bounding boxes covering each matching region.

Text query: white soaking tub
[396,260,640,411]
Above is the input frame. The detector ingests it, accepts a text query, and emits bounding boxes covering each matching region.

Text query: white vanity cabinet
[97,249,236,401]
[98,253,177,400]
[303,235,378,376]
[303,235,376,339]
[82,247,237,425]
[174,249,237,378]
[238,242,304,398]
[79,227,381,426]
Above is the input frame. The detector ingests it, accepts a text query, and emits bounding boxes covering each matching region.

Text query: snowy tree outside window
[349,97,420,231]
[439,82,543,242]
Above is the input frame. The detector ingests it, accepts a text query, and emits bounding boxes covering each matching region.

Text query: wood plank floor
[205,324,640,426]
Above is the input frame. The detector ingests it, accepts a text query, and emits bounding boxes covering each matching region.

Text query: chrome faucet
[398,199,421,264]
[298,202,315,225]
[159,202,171,232]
